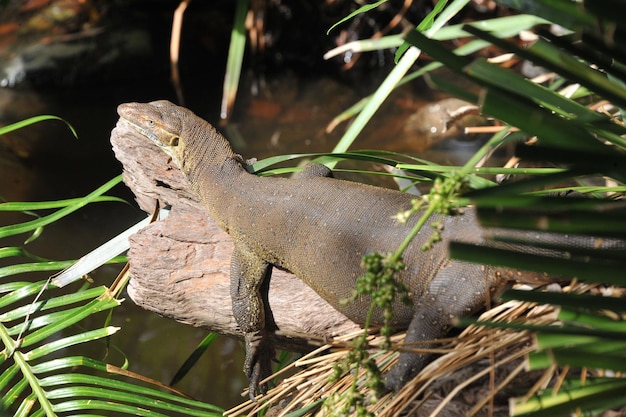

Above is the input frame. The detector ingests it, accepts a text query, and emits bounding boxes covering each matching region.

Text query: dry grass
[223,282,581,417]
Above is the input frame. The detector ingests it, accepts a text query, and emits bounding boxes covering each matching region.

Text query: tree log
[110,120,359,352]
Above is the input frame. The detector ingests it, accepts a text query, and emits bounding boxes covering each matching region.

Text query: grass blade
[0,196,126,211]
[0,175,123,239]
[0,115,77,138]
[220,0,249,120]
[170,333,217,386]
[20,297,120,349]
[449,242,625,284]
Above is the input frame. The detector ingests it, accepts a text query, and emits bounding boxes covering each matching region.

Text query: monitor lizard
[117,100,616,399]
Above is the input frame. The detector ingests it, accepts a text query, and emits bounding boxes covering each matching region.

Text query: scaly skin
[117,100,615,399]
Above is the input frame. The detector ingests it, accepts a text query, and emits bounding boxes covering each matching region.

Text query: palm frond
[0,278,224,416]
[1,117,223,416]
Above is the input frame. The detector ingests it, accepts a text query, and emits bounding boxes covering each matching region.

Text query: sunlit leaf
[0,116,77,138]
[327,0,388,34]
[0,175,123,240]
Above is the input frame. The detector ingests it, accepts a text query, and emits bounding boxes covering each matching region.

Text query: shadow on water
[0,2,497,411]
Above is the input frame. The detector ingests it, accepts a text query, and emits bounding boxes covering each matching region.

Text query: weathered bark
[110,120,359,351]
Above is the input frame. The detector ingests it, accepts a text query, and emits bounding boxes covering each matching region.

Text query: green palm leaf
[1,118,223,416]
[398,1,626,415]
[0,279,223,416]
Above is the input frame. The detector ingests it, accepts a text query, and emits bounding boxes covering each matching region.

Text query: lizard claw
[244,331,274,401]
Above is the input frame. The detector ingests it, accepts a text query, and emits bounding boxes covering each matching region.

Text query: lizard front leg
[230,242,275,400]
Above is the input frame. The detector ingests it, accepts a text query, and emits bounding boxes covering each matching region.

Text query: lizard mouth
[121,117,165,149]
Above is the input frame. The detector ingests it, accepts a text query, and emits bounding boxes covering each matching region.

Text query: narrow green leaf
[510,377,626,416]
[407,26,625,153]
[512,145,626,182]
[0,363,26,411]
[23,226,43,245]
[397,164,564,176]
[171,333,217,385]
[537,337,626,356]
[0,175,123,239]
[283,400,324,417]
[495,0,593,31]
[535,28,626,84]
[405,28,469,72]
[0,115,77,138]
[53,399,170,416]
[0,281,51,310]
[251,150,429,175]
[6,305,112,337]
[465,168,593,199]
[470,195,622,212]
[20,297,120,348]
[328,14,548,130]
[47,387,223,416]
[461,13,548,35]
[328,0,469,162]
[0,247,49,261]
[0,362,20,390]
[220,0,249,120]
[529,38,626,109]
[395,0,449,60]
[24,327,120,361]
[327,0,388,34]
[39,373,223,413]
[12,351,56,417]
[29,356,109,374]
[13,392,38,416]
[0,196,126,211]
[0,256,126,281]
[0,286,107,322]
[463,317,626,341]
[417,0,448,31]
[329,45,422,158]
[464,56,613,125]
[527,344,626,372]
[0,282,37,294]
[0,260,77,279]
[525,348,555,371]
[449,242,626,285]
[475,207,626,237]
[480,86,604,151]
[0,375,28,411]
[558,308,626,329]
[462,24,626,130]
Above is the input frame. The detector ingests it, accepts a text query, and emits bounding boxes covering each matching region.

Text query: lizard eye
[170,137,179,147]
[147,119,155,127]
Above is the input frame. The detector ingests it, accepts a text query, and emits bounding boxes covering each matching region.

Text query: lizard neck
[184,149,250,230]
[177,120,238,177]
[173,115,251,230]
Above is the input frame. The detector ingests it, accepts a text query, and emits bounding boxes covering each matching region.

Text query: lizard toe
[244,331,275,400]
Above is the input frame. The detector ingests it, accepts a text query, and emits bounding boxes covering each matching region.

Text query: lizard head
[118,100,237,176]
[117,100,187,167]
